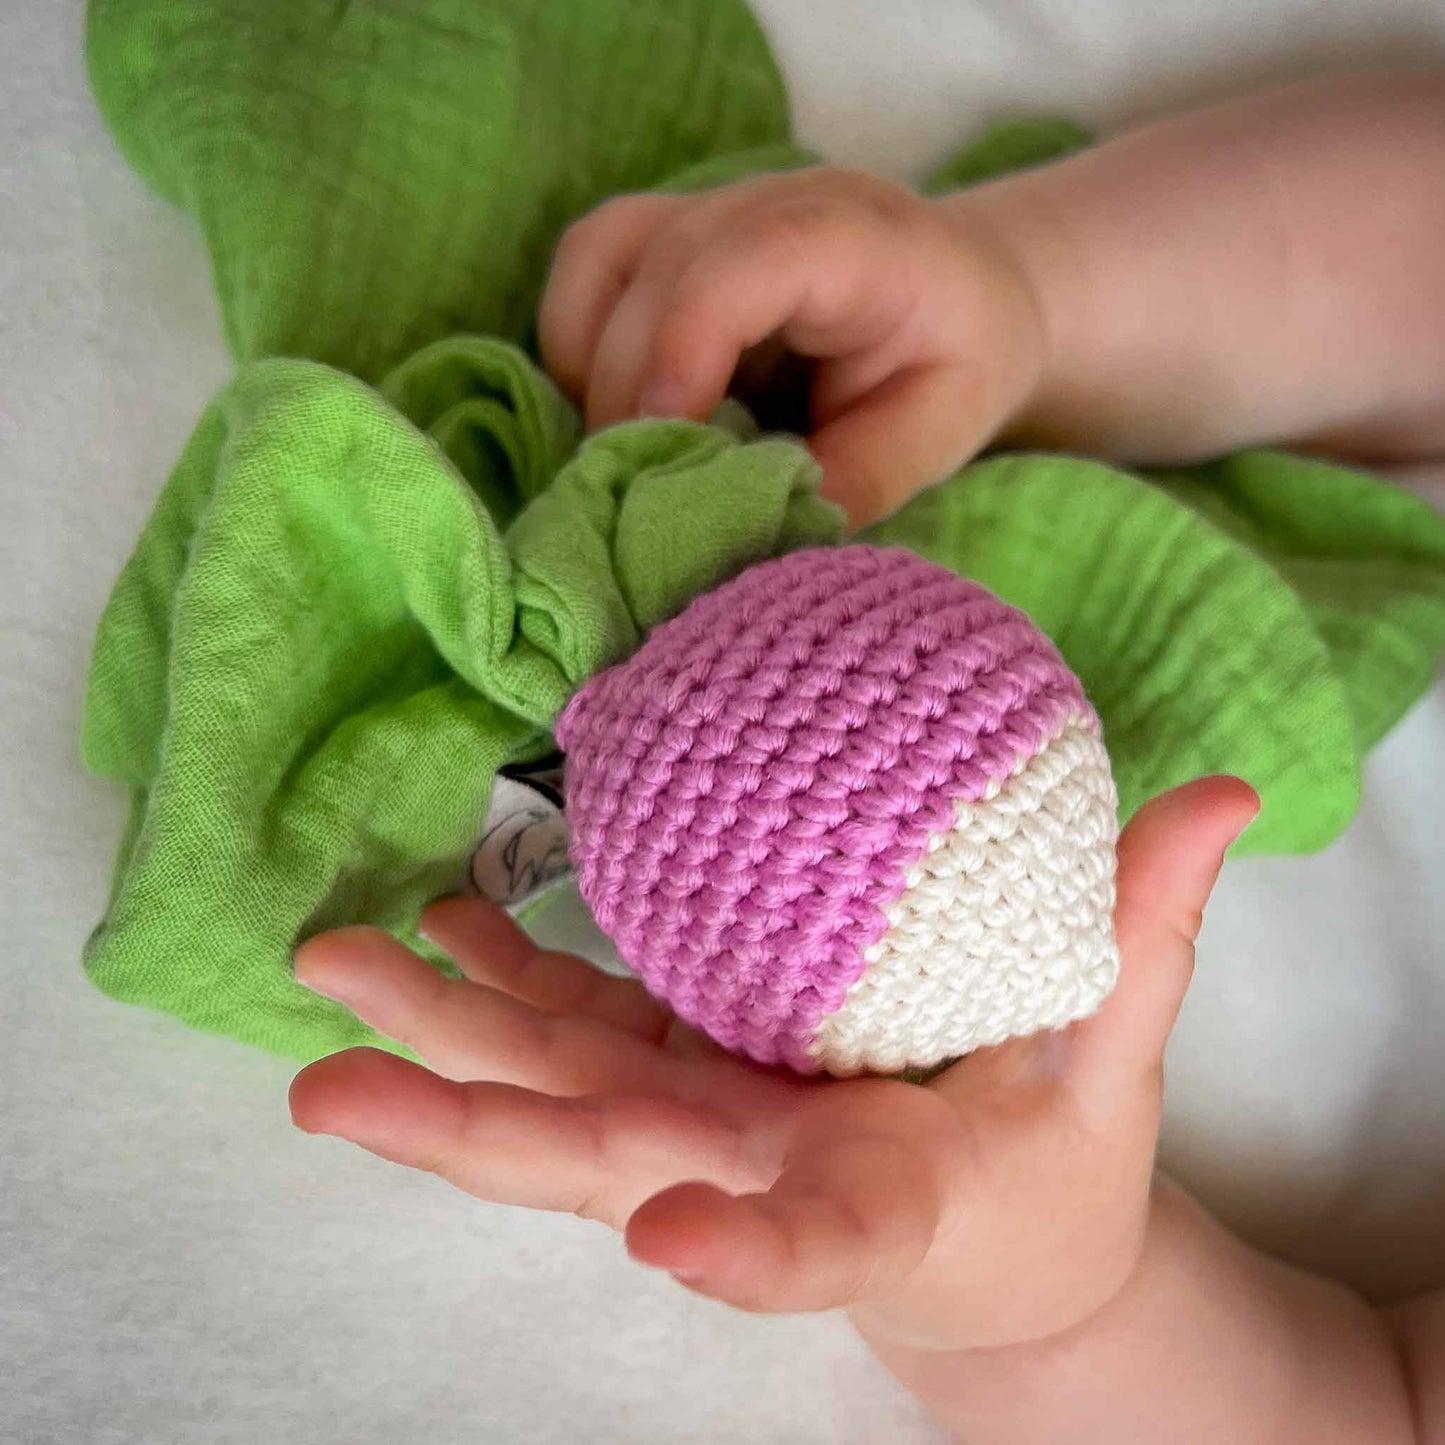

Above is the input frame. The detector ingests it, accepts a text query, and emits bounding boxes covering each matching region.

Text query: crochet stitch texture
[557,546,1120,1076]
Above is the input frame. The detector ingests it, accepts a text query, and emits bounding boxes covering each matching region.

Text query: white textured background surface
[3,1,1443,1441]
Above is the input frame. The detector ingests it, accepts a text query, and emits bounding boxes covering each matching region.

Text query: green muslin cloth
[83,0,1445,1062]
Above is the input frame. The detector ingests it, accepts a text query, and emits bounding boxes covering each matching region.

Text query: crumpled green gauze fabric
[82,0,834,1060]
[82,1,1445,1063]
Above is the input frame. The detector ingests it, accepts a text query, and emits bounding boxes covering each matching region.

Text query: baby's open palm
[291,777,1257,1354]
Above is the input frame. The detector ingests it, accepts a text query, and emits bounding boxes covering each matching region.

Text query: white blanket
[4,1,1442,1440]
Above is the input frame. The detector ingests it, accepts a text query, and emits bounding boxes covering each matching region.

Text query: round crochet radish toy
[555,545,1120,1078]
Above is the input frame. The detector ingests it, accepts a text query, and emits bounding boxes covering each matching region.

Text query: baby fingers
[547,170,927,432]
[289,1048,758,1230]
[538,190,685,401]
[293,925,680,1097]
[589,198,905,430]
[418,893,673,1044]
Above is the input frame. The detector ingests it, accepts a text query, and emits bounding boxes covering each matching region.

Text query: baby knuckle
[633,230,705,287]
[522,1004,565,1061]
[566,1099,617,1222]
[550,224,600,276]
[813,165,914,214]
[555,194,649,256]
[740,199,832,263]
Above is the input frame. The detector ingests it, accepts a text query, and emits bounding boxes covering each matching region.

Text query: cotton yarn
[555,545,1120,1077]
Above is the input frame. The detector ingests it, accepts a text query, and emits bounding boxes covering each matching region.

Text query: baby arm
[540,67,1445,525]
[968,67,1445,467]
[855,1177,1444,1443]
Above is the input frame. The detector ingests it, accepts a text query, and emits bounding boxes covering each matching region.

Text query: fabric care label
[469,751,572,909]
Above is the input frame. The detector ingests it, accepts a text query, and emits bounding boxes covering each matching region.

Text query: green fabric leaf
[1145,451,1445,752]
[87,0,795,382]
[866,452,1445,853]
[83,345,839,1059]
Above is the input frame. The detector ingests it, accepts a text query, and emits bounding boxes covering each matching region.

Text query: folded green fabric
[88,0,804,380]
[84,342,836,1056]
[867,449,1445,853]
[83,0,1445,1061]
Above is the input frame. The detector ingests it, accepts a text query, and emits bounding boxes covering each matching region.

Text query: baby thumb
[810,361,987,529]
[1068,775,1260,1116]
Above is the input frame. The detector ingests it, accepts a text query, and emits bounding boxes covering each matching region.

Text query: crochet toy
[559,546,1119,1077]
[80,0,1445,1070]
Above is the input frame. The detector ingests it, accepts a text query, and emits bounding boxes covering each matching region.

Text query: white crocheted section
[809,716,1119,1077]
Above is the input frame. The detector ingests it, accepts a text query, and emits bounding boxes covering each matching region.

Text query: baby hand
[289,776,1256,1356]
[537,168,1046,527]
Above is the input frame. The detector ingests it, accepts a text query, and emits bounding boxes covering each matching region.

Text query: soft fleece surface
[4,2,1444,1442]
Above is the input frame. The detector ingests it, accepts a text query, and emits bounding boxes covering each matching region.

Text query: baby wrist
[933,178,1088,450]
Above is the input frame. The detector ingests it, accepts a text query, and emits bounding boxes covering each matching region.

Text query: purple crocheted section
[555,546,1092,1072]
